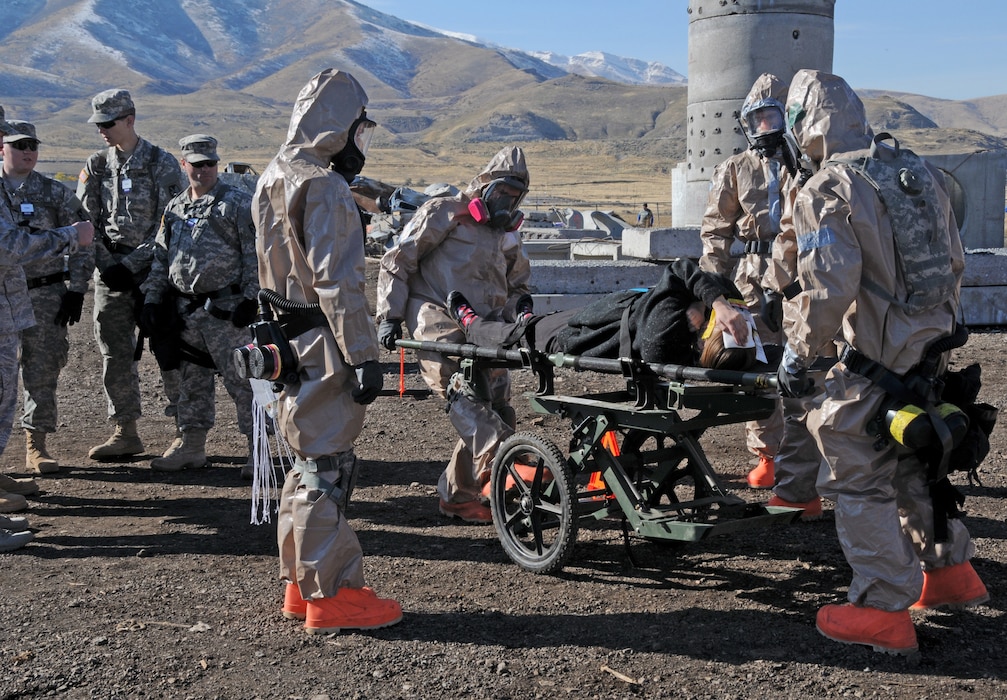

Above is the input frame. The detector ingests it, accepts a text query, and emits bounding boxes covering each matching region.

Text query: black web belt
[176,284,243,319]
[27,271,70,290]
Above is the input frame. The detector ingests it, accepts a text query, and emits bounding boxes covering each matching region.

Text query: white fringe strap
[249,379,294,525]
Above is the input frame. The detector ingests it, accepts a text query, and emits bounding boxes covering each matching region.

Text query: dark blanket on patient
[549,258,741,365]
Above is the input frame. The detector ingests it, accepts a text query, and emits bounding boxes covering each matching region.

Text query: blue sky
[364,0,1007,101]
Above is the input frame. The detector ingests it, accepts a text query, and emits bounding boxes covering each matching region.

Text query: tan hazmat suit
[376,146,532,504]
[786,70,972,611]
[700,73,789,459]
[255,70,378,598]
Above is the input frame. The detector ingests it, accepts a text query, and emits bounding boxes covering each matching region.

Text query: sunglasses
[189,160,218,169]
[95,118,122,130]
[10,140,39,152]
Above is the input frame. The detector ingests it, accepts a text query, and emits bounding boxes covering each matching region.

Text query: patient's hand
[712,298,749,345]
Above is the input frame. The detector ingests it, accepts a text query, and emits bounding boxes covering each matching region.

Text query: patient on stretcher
[450,259,761,371]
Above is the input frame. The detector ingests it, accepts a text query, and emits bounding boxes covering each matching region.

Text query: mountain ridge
[0,0,1004,163]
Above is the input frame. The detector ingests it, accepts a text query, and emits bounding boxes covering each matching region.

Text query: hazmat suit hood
[740,73,787,134]
[464,146,531,199]
[282,69,368,168]
[786,69,873,166]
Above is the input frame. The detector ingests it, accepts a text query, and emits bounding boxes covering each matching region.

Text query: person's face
[2,139,39,177]
[95,114,134,147]
[686,301,707,333]
[182,158,219,193]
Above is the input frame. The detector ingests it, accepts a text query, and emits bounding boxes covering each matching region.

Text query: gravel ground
[1,283,1005,700]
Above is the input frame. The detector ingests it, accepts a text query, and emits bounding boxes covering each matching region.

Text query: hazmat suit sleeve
[699,159,742,276]
[789,168,863,364]
[376,198,455,322]
[304,175,378,366]
[502,229,531,318]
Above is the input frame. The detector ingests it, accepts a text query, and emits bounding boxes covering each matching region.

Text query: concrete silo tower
[673,0,836,227]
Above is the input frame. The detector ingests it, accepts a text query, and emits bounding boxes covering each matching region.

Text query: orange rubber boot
[481,462,553,498]
[816,604,918,655]
[746,455,775,489]
[304,587,403,635]
[911,561,989,610]
[767,495,823,520]
[282,584,308,621]
[439,498,492,524]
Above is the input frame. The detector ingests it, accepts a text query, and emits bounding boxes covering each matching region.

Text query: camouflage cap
[2,120,40,144]
[178,134,219,164]
[0,105,13,136]
[88,88,135,124]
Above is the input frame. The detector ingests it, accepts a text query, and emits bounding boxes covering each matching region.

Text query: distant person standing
[0,106,94,547]
[1,120,93,475]
[140,135,259,475]
[76,89,186,462]
[637,202,654,227]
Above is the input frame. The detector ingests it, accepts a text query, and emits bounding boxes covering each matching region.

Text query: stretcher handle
[396,339,777,390]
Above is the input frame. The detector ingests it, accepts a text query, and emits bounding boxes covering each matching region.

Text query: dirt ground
[2,268,1006,700]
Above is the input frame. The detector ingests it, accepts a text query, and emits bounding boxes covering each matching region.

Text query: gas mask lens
[746,105,784,137]
[351,113,376,157]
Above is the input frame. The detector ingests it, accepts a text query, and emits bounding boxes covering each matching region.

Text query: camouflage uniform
[1,169,93,435]
[143,177,258,437]
[0,185,82,455]
[76,93,185,430]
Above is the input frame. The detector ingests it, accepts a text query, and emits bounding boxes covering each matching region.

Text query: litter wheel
[490,432,578,574]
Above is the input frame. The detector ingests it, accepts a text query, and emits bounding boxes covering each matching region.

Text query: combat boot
[0,513,30,532]
[0,473,39,496]
[26,430,59,474]
[0,489,28,514]
[89,421,144,461]
[303,587,402,634]
[150,429,208,472]
[0,528,34,552]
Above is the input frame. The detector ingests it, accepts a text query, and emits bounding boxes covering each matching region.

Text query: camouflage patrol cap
[88,89,136,123]
[0,105,13,136]
[3,120,40,144]
[178,134,219,164]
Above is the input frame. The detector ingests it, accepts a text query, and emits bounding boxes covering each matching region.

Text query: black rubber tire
[489,432,578,574]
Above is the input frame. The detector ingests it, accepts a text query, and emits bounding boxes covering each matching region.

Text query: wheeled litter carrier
[398,339,802,574]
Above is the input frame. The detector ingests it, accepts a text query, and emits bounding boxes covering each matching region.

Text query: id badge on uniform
[122,177,133,193]
[20,202,35,216]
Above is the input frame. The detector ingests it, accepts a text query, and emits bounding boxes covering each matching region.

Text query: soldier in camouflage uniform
[76,89,186,461]
[0,106,94,545]
[1,120,94,475]
[140,135,259,474]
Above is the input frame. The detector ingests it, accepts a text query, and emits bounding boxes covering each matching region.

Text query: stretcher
[397,339,802,574]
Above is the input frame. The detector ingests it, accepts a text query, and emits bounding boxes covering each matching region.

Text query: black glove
[54,291,85,326]
[352,360,383,405]
[139,302,162,336]
[231,298,258,328]
[100,263,135,292]
[516,293,534,319]
[776,363,815,398]
[760,289,784,334]
[377,319,402,351]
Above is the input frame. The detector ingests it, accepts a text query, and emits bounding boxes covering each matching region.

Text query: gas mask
[330,110,376,183]
[468,176,527,230]
[741,101,786,159]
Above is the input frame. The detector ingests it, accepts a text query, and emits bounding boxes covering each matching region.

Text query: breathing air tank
[677,0,836,227]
